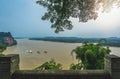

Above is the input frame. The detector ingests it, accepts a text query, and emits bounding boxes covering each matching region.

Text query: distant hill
[0,32,17,46]
[29,37,120,47]
[29,37,103,43]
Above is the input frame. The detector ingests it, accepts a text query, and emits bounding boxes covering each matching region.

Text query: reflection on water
[3,39,120,70]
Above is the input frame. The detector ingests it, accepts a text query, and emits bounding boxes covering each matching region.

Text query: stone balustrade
[0,54,120,79]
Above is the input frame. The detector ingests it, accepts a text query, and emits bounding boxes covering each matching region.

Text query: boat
[44,51,47,54]
[26,50,32,53]
[37,51,40,54]
[29,50,32,53]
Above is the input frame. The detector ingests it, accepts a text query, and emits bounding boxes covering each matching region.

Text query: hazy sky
[0,0,120,38]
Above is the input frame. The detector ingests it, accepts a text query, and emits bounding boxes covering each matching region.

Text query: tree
[71,42,111,69]
[34,59,62,71]
[36,0,120,33]
[98,38,108,46]
[70,63,84,70]
[0,43,6,56]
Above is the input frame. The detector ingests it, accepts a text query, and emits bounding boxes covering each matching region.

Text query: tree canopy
[71,42,111,69]
[0,43,6,56]
[70,63,84,70]
[34,59,62,71]
[37,0,120,33]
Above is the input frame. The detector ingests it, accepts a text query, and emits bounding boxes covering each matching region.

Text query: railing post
[0,54,19,79]
[105,54,120,79]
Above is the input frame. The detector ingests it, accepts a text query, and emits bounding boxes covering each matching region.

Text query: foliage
[36,0,120,33]
[0,53,4,56]
[70,63,84,70]
[71,42,111,69]
[0,43,6,56]
[98,38,108,46]
[34,59,62,71]
[0,32,17,46]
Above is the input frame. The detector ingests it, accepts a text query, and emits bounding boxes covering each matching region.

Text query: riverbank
[29,37,120,47]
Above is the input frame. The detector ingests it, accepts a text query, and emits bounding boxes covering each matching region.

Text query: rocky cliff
[0,32,17,46]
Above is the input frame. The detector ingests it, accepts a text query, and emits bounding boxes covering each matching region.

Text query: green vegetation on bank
[0,32,17,46]
[0,32,17,56]
[29,37,120,47]
[0,43,6,56]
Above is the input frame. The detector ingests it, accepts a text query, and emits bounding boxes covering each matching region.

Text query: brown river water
[3,39,120,70]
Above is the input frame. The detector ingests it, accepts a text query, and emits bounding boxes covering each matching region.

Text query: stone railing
[0,54,120,79]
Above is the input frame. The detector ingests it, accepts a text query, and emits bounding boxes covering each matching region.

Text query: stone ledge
[12,70,110,79]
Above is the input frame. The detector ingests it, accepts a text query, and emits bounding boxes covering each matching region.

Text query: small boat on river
[44,51,48,54]
[37,51,41,54]
[26,50,32,53]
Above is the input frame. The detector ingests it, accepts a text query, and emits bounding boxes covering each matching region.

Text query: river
[3,39,120,70]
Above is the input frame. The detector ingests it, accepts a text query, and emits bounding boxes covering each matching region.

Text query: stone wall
[11,70,110,79]
[105,54,120,79]
[0,54,19,79]
[0,54,120,79]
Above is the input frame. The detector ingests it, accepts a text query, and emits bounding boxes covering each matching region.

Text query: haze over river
[3,39,120,70]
